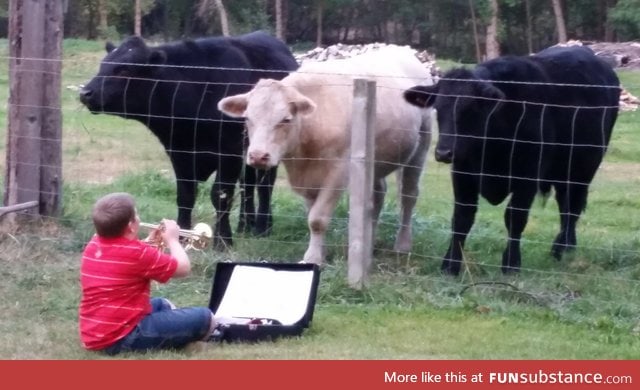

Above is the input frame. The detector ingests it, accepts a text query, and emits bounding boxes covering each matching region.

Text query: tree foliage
[2,0,638,62]
[610,0,640,40]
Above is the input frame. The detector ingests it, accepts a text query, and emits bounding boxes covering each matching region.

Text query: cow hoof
[237,216,256,234]
[393,241,412,254]
[441,260,461,276]
[299,259,323,266]
[253,225,272,237]
[550,241,575,260]
[441,268,460,276]
[501,265,520,274]
[236,222,250,234]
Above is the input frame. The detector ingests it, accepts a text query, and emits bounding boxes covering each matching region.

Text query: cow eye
[280,117,292,124]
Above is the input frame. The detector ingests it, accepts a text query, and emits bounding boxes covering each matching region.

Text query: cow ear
[288,89,316,116]
[404,85,438,108]
[106,42,116,53]
[289,97,316,117]
[149,50,167,65]
[218,94,249,118]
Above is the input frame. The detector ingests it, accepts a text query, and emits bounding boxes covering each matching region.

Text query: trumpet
[140,222,213,251]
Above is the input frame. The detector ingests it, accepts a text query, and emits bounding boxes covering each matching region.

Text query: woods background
[2,0,640,62]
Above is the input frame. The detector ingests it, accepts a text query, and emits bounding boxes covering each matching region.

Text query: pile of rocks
[295,41,637,111]
[620,87,640,112]
[557,40,639,111]
[588,41,640,70]
[294,42,440,79]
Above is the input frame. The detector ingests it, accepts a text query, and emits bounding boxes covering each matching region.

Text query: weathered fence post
[4,0,64,224]
[348,79,376,289]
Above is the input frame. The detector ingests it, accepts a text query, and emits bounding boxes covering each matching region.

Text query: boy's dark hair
[92,192,136,238]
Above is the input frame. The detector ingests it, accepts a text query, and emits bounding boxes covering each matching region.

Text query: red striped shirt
[78,235,177,350]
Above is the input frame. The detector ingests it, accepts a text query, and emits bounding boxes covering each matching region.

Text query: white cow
[219,46,434,264]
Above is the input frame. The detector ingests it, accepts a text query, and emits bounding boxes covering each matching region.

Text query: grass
[1,40,640,359]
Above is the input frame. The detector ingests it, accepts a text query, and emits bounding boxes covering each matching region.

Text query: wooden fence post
[4,0,63,224]
[348,79,376,289]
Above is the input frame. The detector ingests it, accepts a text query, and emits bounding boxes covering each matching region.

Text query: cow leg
[443,172,479,275]
[303,174,344,264]
[372,178,387,246]
[551,182,588,259]
[303,193,343,264]
[394,154,428,253]
[254,166,277,236]
[395,118,431,252]
[237,166,256,234]
[176,177,198,230]
[211,162,242,250]
[501,189,536,273]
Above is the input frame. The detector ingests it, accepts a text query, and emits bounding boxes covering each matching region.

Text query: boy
[79,192,216,354]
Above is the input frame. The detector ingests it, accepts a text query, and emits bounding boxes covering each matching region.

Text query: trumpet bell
[140,221,213,251]
[188,222,214,251]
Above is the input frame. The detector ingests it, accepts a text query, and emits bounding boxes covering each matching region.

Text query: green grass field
[1,40,640,359]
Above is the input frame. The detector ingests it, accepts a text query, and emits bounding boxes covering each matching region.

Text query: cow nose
[435,148,453,163]
[248,150,271,168]
[79,88,93,103]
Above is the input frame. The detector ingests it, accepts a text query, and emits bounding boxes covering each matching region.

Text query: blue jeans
[103,298,213,355]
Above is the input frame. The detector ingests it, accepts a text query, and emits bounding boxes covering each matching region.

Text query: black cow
[404,46,620,275]
[79,32,298,248]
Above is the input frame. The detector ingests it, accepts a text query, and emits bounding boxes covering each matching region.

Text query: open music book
[213,265,315,326]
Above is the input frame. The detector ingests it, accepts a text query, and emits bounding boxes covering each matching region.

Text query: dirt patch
[597,161,640,182]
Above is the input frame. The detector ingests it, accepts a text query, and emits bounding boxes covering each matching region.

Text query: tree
[44,0,638,62]
[469,0,482,63]
[275,0,285,42]
[98,0,108,37]
[551,0,567,43]
[603,0,617,41]
[215,0,230,36]
[486,0,500,59]
[197,0,230,36]
[524,0,533,53]
[316,0,323,47]
[134,0,141,35]
[609,0,640,40]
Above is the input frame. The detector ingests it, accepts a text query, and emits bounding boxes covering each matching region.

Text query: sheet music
[214,266,314,325]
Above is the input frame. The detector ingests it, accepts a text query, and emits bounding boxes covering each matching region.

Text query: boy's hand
[160,219,180,244]
[146,228,162,245]
[161,219,192,278]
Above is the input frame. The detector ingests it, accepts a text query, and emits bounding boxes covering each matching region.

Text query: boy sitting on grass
[78,192,217,354]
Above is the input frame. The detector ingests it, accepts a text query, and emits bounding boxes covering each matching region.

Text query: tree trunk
[342,7,355,42]
[604,0,617,41]
[485,0,500,60]
[98,0,108,38]
[525,0,533,53]
[134,0,142,36]
[468,0,482,63]
[275,0,284,42]
[551,0,567,43]
[316,0,323,47]
[86,1,97,39]
[196,0,230,36]
[5,0,63,222]
[215,0,229,36]
[162,0,169,42]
